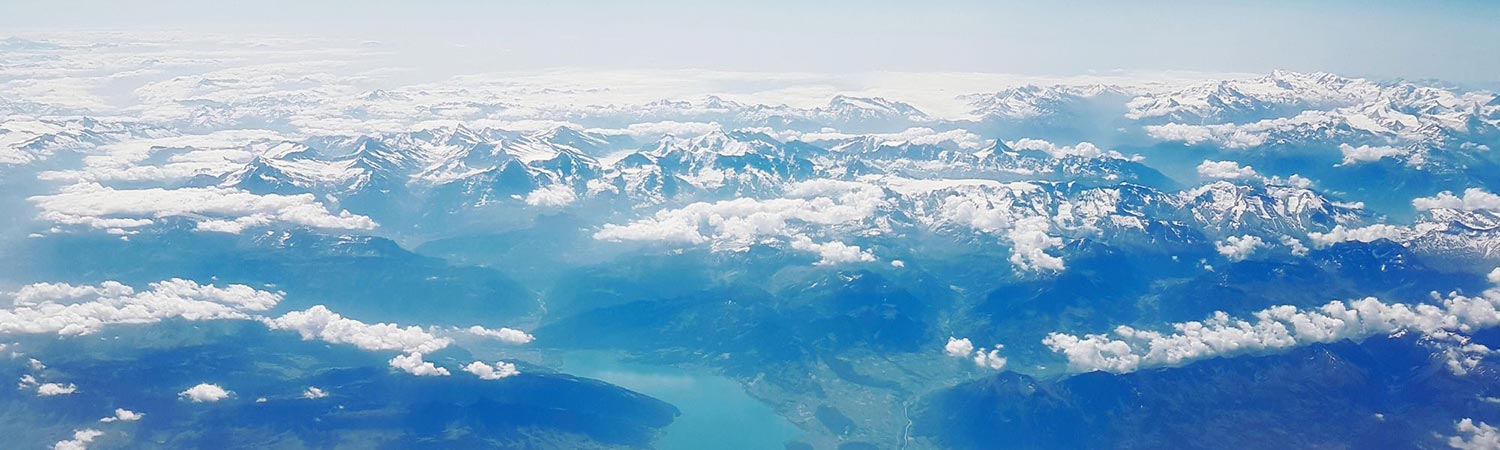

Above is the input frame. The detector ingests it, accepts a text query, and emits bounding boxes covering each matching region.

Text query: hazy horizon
[3,0,1498,83]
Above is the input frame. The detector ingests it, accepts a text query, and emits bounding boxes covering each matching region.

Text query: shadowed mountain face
[912,333,1500,450]
[2,321,678,450]
[3,226,540,326]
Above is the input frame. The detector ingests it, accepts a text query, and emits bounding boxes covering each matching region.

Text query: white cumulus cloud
[788,236,875,265]
[463,360,521,380]
[52,429,103,450]
[1007,216,1066,272]
[973,345,1008,370]
[1196,160,1258,180]
[99,408,143,422]
[1215,235,1263,261]
[261,305,452,355]
[465,326,535,344]
[179,383,230,403]
[523,184,578,207]
[389,352,449,377]
[944,337,974,357]
[37,382,78,396]
[1338,143,1406,164]
[943,336,1006,370]
[1450,418,1500,450]
[302,386,328,399]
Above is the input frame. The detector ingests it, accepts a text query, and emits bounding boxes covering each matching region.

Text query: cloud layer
[1043,269,1500,373]
[30,183,376,234]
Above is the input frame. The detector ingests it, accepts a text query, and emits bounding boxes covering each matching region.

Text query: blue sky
[4,0,1499,82]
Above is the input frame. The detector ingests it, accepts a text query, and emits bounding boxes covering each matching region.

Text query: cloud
[794,127,989,150]
[37,382,78,396]
[51,429,103,450]
[944,337,974,357]
[1008,138,1120,159]
[463,361,521,380]
[1264,173,1314,189]
[1280,235,1310,256]
[34,130,275,184]
[1338,143,1406,164]
[389,352,449,377]
[1196,160,1257,179]
[14,281,134,306]
[788,236,875,265]
[595,179,887,263]
[1414,188,1500,212]
[523,184,579,207]
[942,336,1007,370]
[1307,224,1410,247]
[929,181,1067,272]
[1007,216,1066,271]
[1145,123,1268,149]
[29,183,377,233]
[0,279,283,335]
[973,345,1008,370]
[1215,235,1263,261]
[465,326,535,345]
[98,408,143,423]
[1450,418,1500,450]
[261,305,452,354]
[302,386,328,399]
[179,383,230,402]
[588,121,722,139]
[1043,268,1500,373]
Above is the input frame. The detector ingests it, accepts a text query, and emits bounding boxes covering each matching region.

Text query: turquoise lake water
[551,351,804,450]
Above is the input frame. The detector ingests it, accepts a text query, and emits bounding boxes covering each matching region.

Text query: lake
[549,351,805,450]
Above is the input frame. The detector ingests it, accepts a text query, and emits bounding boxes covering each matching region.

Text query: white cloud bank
[795,127,989,150]
[1008,139,1121,159]
[5,279,533,379]
[29,183,376,233]
[595,179,884,265]
[1043,268,1500,374]
[261,305,452,355]
[1307,224,1411,247]
[1196,160,1258,180]
[1415,188,1500,212]
[0,279,282,336]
